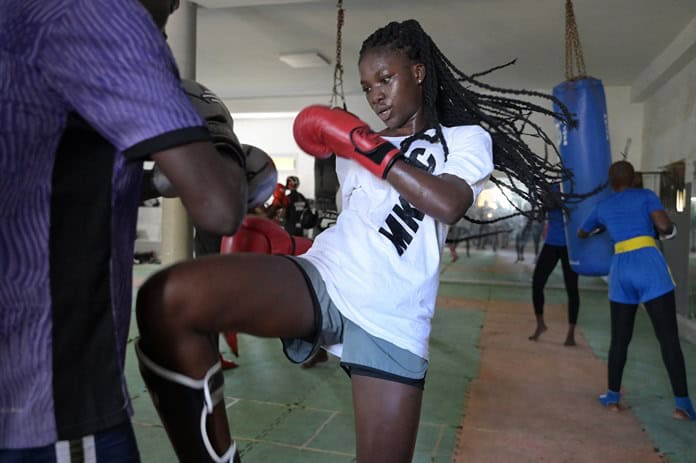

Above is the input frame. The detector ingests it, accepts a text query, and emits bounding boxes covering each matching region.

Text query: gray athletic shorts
[281,256,428,389]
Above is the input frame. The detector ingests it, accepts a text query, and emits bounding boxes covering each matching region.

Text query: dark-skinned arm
[578,225,606,239]
[577,205,605,239]
[151,141,247,236]
[292,105,483,224]
[651,209,675,237]
[386,160,473,225]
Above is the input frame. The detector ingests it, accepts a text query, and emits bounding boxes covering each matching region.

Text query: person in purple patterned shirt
[0,0,249,461]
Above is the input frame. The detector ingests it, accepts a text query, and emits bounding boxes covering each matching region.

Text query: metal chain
[329,0,347,110]
[564,0,587,81]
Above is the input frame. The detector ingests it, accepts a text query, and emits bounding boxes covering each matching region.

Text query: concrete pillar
[160,0,197,265]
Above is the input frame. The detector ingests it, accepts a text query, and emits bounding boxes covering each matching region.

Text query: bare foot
[607,403,622,413]
[528,324,548,341]
[673,408,694,421]
[564,335,576,346]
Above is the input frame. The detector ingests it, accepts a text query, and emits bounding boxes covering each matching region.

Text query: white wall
[226,94,385,201]
[641,57,696,179]
[633,14,696,181]
[231,115,315,199]
[605,86,644,166]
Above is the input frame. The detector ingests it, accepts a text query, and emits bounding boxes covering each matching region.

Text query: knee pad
[135,341,238,462]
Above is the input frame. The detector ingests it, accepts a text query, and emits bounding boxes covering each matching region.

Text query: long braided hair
[359,19,580,222]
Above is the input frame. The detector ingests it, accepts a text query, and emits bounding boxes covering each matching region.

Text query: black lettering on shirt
[379,215,413,256]
[378,145,438,255]
[406,148,436,173]
[378,197,426,255]
[393,196,424,232]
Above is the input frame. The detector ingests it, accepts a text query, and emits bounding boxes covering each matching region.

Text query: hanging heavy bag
[553,0,614,276]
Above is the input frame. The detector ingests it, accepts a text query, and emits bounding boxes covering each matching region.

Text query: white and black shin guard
[135,341,239,462]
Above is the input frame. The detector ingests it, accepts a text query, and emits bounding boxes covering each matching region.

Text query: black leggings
[608,291,688,396]
[532,244,579,324]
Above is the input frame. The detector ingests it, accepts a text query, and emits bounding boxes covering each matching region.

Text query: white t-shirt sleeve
[441,125,494,201]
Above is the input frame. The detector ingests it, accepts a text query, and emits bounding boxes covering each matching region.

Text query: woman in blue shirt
[578,160,694,420]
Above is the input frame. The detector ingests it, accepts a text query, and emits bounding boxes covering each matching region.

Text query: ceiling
[189,0,696,103]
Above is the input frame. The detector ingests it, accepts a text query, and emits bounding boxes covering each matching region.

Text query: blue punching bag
[553,77,613,276]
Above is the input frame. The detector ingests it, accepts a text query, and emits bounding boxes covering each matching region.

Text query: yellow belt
[614,236,656,254]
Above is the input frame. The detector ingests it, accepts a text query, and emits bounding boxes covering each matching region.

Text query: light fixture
[676,188,686,212]
[271,157,296,171]
[279,52,330,69]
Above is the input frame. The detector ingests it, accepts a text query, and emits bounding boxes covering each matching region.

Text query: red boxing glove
[293,105,403,179]
[271,183,288,208]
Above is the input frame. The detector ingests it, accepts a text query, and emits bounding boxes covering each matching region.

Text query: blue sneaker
[674,396,696,421]
[598,390,621,409]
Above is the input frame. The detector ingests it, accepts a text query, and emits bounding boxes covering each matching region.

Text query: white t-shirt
[301,125,493,359]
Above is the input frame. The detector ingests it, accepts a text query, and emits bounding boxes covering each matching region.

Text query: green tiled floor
[128,247,695,462]
[440,248,696,463]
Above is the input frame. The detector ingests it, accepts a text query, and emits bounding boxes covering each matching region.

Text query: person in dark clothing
[0,1,246,459]
[280,176,311,237]
[528,207,580,346]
